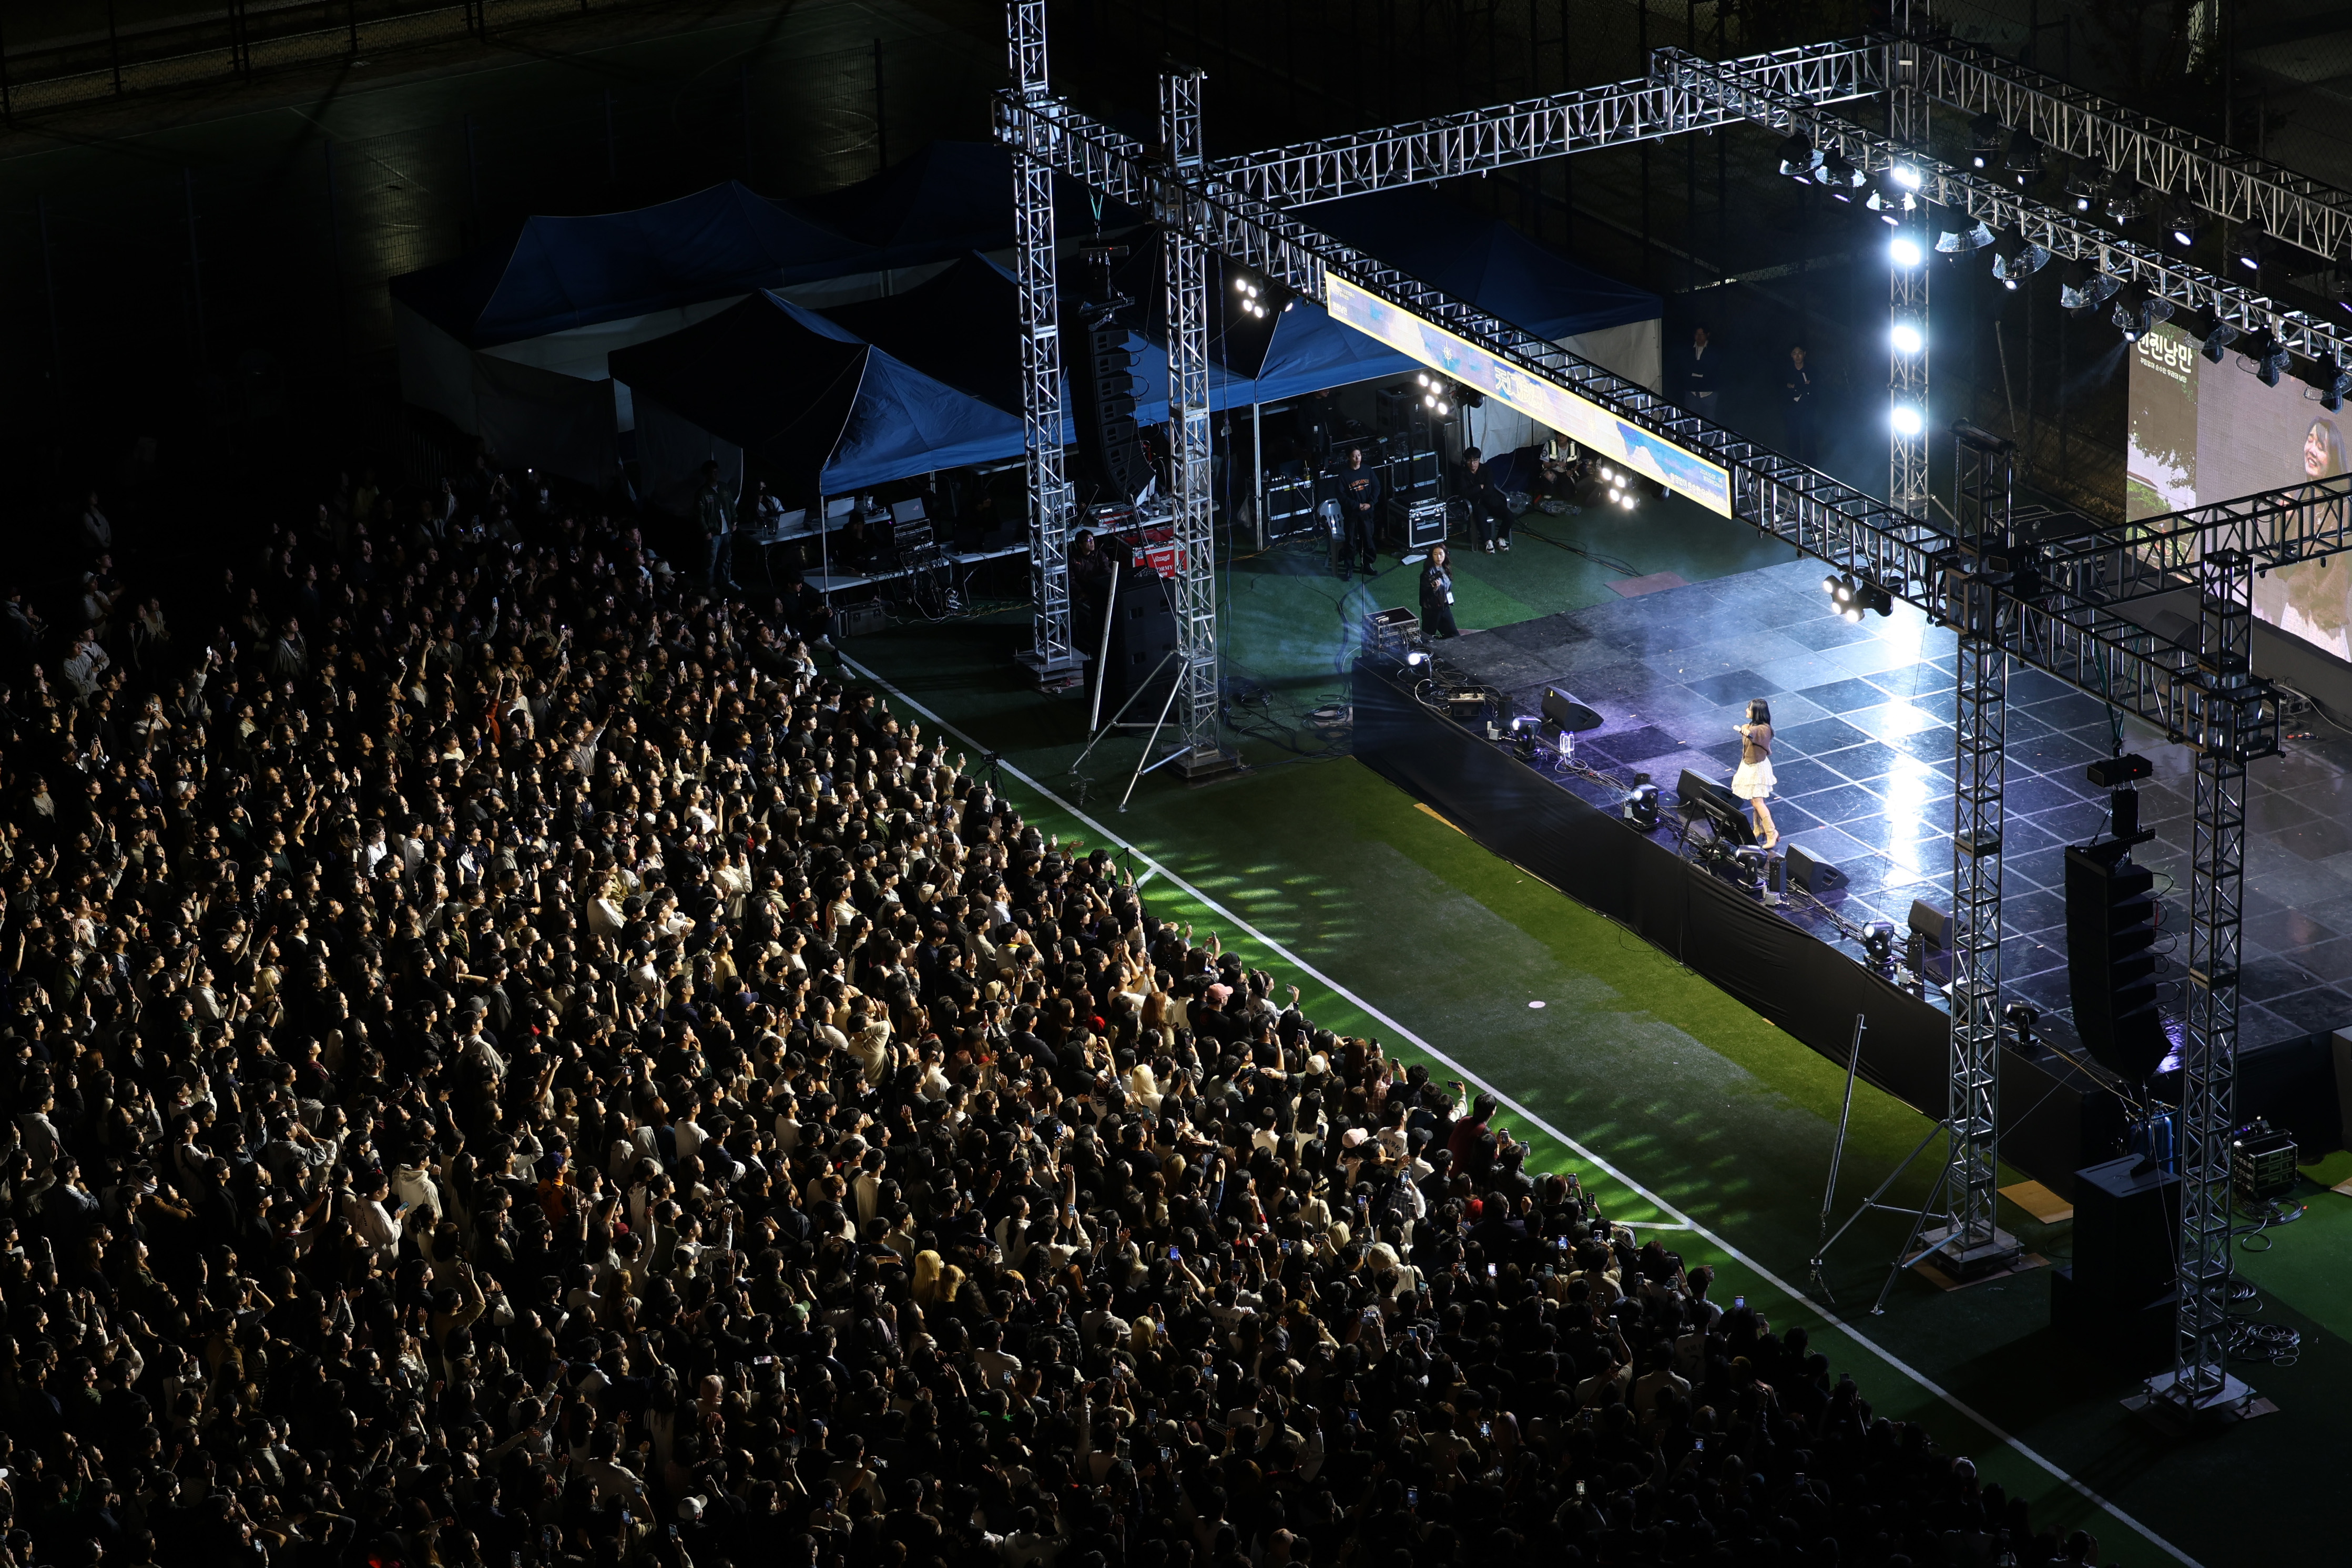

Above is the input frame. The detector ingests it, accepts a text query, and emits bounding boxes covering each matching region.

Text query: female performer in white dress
[1732,698,1778,849]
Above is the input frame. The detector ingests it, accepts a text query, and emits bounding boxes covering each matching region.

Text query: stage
[1350,556,2352,1175]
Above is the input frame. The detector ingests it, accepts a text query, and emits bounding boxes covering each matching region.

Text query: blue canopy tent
[609,291,1027,524]
[392,180,870,349]
[798,141,1138,271]
[390,181,874,483]
[821,251,1258,434]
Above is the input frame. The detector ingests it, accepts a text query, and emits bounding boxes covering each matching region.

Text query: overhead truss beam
[1658,48,2352,369]
[1205,39,1879,208]
[1917,37,2352,271]
[992,90,2283,766]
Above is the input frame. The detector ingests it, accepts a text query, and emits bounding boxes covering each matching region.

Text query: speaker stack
[1098,566,1179,716]
[1072,317,1153,503]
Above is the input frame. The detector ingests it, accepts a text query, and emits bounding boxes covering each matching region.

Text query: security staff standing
[1461,447,1511,553]
[1784,344,1816,463]
[1335,445,1384,579]
[1685,325,1719,421]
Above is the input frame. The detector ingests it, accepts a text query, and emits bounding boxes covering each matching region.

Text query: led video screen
[2129,320,2352,660]
[1326,275,1733,516]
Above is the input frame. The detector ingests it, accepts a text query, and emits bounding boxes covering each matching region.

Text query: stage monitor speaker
[1907,899,1953,948]
[2068,1153,2180,1314]
[2065,846,2165,1081]
[1784,843,1845,893]
[1542,687,1604,733]
[1099,567,1179,716]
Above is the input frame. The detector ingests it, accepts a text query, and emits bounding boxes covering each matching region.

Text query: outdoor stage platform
[1350,557,2352,1185]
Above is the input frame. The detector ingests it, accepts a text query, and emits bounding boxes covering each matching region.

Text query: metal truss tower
[2154,546,2259,1411]
[1888,9,1928,518]
[1158,66,1237,776]
[1005,0,1080,686]
[1934,423,2018,1275]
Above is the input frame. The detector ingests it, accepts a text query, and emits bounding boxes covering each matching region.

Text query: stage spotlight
[2001,128,2043,186]
[2058,260,2122,313]
[1862,920,1898,973]
[1857,581,1894,617]
[1991,229,2050,289]
[1891,402,1925,436]
[2104,171,2144,225]
[1622,774,1661,830]
[1821,573,1841,597]
[1818,151,1864,198]
[2200,320,2240,362]
[2165,195,2202,247]
[1888,233,1926,268]
[1778,132,1818,181]
[2233,222,2273,274]
[2243,327,2291,386]
[1967,112,2005,171]
[1867,167,1918,222]
[2324,360,2352,413]
[1936,218,1994,254]
[2062,166,2104,213]
[1890,317,1925,355]
[1404,649,1431,667]
[2110,281,2173,342]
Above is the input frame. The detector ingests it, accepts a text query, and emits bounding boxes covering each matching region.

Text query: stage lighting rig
[2325,357,2352,413]
[2061,166,2103,214]
[1888,233,1925,269]
[2163,195,2203,248]
[1890,402,1925,436]
[2058,260,2122,313]
[1862,920,1898,976]
[1866,166,1919,222]
[1596,463,1640,510]
[1622,773,1660,831]
[1416,372,1454,417]
[2005,1000,2042,1057]
[2233,222,2273,276]
[1821,573,1893,621]
[1890,315,1924,355]
[2001,128,2043,187]
[1967,111,2005,171]
[2199,320,2240,362]
[1777,132,1818,182]
[1991,229,2050,289]
[1936,217,1994,256]
[2104,171,2145,226]
[1817,150,1864,199]
[2242,326,2292,386]
[2110,281,2173,342]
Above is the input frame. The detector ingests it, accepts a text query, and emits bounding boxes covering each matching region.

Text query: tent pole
[1251,401,1264,552]
[820,493,831,605]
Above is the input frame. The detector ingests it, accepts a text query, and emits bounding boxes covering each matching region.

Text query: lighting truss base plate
[1177,746,1245,781]
[2142,1369,2259,1423]
[1917,1224,2022,1280]
[1017,650,1088,695]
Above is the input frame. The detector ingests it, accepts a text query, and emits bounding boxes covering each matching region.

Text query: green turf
[827,505,2343,1568]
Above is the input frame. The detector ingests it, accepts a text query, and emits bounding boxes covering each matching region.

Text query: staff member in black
[1685,325,1718,420]
[1419,542,1460,638]
[1461,446,1511,553]
[1784,343,1815,463]
[1336,444,1383,579]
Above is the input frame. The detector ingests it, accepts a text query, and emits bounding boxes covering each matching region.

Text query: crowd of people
[0,467,2119,1568]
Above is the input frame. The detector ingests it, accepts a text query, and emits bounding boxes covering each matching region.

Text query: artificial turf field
[836,494,2352,1567]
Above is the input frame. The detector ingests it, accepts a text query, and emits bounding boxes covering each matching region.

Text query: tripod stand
[1806,1014,1957,1310]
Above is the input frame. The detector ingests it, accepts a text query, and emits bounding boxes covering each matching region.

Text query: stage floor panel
[1433,557,2352,1054]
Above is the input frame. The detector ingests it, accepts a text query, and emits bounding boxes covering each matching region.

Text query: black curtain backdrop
[1351,657,2108,1196]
